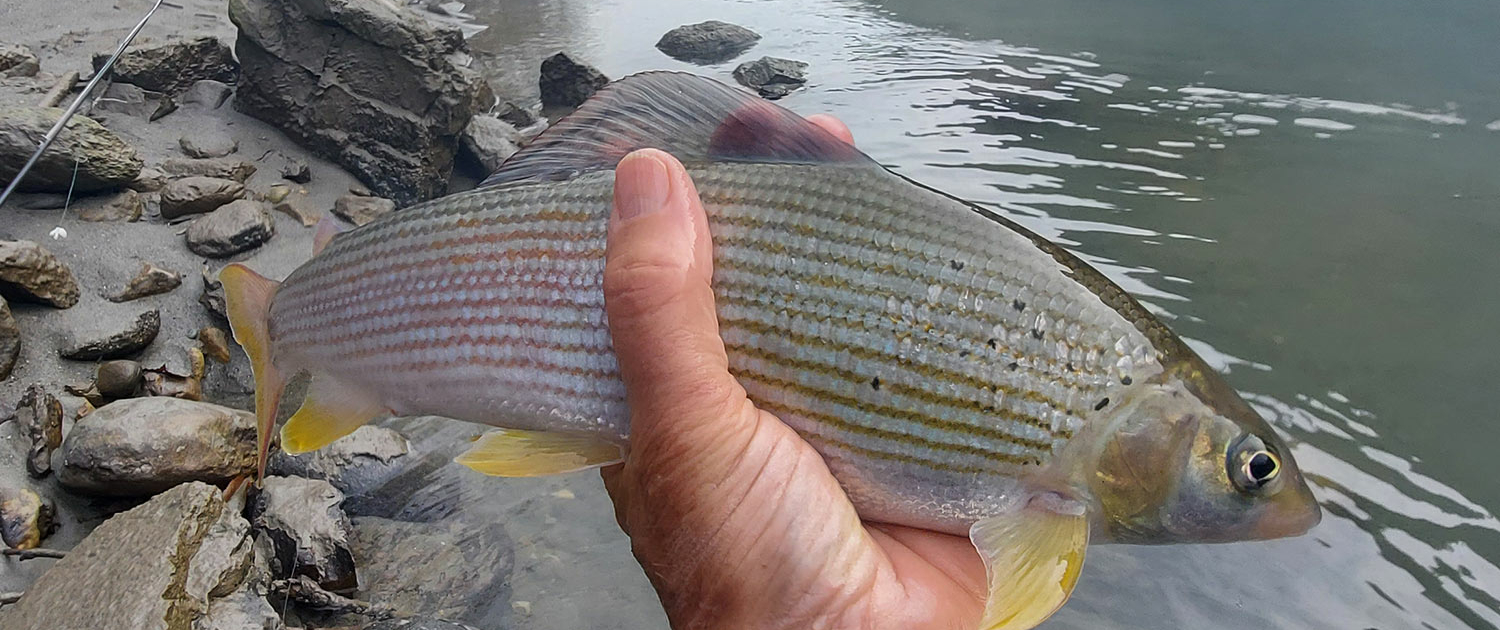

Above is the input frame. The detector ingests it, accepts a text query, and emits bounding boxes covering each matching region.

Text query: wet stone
[459,114,521,174]
[281,159,311,183]
[0,240,80,308]
[74,188,144,222]
[93,36,239,94]
[1,296,18,380]
[0,43,40,77]
[332,194,396,227]
[59,308,160,360]
[269,426,410,501]
[252,476,359,593]
[13,383,64,477]
[180,130,239,159]
[0,106,143,193]
[655,20,761,64]
[182,79,234,109]
[0,487,55,550]
[539,52,608,108]
[110,262,182,302]
[494,100,541,129]
[186,199,276,258]
[95,360,144,398]
[59,397,256,495]
[160,176,247,219]
[349,516,512,623]
[733,56,809,99]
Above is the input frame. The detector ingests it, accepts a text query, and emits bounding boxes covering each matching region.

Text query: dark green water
[427,0,1500,627]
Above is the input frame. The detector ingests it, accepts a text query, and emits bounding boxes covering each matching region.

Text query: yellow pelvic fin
[455,429,623,477]
[312,213,345,256]
[280,375,387,454]
[219,263,283,482]
[968,493,1090,630]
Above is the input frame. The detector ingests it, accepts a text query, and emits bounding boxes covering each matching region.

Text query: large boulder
[58,397,257,495]
[91,36,239,94]
[0,106,142,194]
[0,240,80,309]
[228,0,492,206]
[0,483,261,630]
[655,20,760,64]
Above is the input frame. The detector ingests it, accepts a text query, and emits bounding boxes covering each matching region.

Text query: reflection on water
[361,0,1500,628]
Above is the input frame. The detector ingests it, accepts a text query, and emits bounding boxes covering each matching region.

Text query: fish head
[1085,364,1320,544]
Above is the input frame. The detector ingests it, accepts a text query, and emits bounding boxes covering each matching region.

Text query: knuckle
[603,256,687,320]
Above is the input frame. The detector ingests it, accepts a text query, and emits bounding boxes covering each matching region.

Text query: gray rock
[269,426,409,500]
[58,398,256,495]
[200,264,227,321]
[733,56,809,99]
[539,52,608,108]
[92,36,239,94]
[95,359,144,398]
[198,580,283,630]
[186,199,276,258]
[0,486,55,550]
[110,262,182,302]
[229,0,493,206]
[332,194,395,227]
[160,176,247,219]
[0,106,143,194]
[458,114,521,174]
[0,240,80,308]
[0,482,253,628]
[655,20,761,64]
[126,166,167,192]
[74,188,144,222]
[59,308,160,360]
[93,82,177,121]
[0,43,40,78]
[349,516,512,623]
[494,100,540,129]
[280,159,311,183]
[161,157,257,182]
[273,196,321,227]
[180,131,239,159]
[4,192,67,209]
[199,326,233,364]
[364,619,479,630]
[13,384,64,477]
[182,79,234,109]
[252,476,358,593]
[0,296,17,380]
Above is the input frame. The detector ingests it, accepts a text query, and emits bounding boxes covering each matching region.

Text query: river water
[383,0,1500,628]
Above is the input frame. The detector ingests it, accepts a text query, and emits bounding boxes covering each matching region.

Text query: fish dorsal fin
[478,71,873,187]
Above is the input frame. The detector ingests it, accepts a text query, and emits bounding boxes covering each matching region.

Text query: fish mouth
[1249,477,1322,540]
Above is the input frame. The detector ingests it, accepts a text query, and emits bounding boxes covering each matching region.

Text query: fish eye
[1227,435,1281,493]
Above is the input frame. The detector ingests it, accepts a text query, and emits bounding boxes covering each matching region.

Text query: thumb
[603,149,757,465]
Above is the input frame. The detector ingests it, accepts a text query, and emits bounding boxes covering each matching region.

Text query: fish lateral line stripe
[753,398,1039,467]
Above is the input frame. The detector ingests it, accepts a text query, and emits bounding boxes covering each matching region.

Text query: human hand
[600,116,989,630]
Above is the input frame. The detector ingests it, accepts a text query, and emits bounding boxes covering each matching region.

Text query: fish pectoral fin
[279,375,385,454]
[968,493,1090,630]
[455,429,623,477]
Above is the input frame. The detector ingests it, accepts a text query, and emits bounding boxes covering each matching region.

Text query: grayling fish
[222,72,1320,629]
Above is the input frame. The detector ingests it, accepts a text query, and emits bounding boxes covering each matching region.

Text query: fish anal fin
[478,72,874,188]
[312,213,346,256]
[219,263,283,482]
[968,493,1089,630]
[455,429,622,477]
[280,375,385,454]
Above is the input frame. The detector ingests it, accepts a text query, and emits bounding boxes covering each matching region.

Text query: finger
[605,149,754,450]
[806,114,854,145]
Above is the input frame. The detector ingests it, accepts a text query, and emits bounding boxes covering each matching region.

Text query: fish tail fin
[220,263,284,484]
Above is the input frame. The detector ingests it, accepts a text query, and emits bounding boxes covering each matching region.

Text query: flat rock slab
[0,240,79,309]
[160,176,247,220]
[186,200,275,258]
[332,194,395,227]
[73,189,145,222]
[655,20,761,64]
[0,482,252,630]
[181,80,234,110]
[59,308,160,360]
[92,36,239,95]
[58,397,256,496]
[539,52,608,108]
[160,157,257,182]
[0,106,143,194]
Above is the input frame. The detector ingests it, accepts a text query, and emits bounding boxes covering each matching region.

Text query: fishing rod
[0,0,166,209]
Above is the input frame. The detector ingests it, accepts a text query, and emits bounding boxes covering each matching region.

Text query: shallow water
[383,0,1500,627]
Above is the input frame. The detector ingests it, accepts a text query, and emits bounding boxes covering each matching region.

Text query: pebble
[180,130,239,159]
[1,296,18,380]
[0,487,55,550]
[59,398,256,495]
[95,360,144,398]
[0,240,80,309]
[13,384,64,477]
[160,176,247,220]
[198,326,232,363]
[281,159,312,183]
[332,194,396,226]
[59,309,161,360]
[733,56,809,99]
[186,199,275,258]
[110,262,181,302]
[273,196,321,227]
